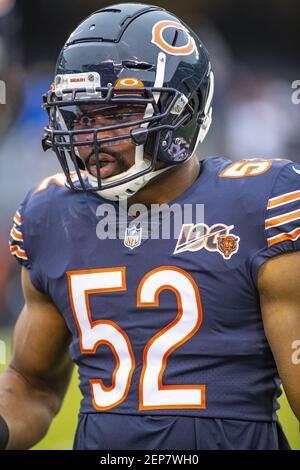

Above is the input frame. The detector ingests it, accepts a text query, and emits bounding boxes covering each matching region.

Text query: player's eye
[72,114,96,129]
[80,115,96,126]
[71,108,145,129]
[105,113,140,122]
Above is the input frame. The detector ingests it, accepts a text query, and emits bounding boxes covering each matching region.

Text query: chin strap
[87,158,172,201]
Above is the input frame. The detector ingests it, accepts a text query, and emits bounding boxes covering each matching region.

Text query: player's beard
[83,146,132,179]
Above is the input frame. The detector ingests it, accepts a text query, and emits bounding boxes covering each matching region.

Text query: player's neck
[127,156,200,209]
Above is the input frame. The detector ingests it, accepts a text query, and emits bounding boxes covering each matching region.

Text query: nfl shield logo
[124,225,142,250]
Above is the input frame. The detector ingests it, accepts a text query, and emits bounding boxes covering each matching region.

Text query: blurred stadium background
[0,0,299,449]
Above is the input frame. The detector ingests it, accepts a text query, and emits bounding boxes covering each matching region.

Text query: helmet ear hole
[180,100,194,127]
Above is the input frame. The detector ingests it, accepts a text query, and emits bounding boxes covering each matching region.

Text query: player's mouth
[88,153,119,179]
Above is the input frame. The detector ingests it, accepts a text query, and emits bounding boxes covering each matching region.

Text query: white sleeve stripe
[267,190,300,209]
[267,196,300,210]
[265,219,300,231]
[9,245,28,260]
[13,216,22,226]
[12,252,28,261]
[268,189,300,202]
[265,208,300,230]
[10,232,24,242]
[267,227,300,247]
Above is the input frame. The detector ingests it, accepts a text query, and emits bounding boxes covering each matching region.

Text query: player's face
[70,104,146,179]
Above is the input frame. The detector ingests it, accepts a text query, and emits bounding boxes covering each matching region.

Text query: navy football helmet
[43,3,214,200]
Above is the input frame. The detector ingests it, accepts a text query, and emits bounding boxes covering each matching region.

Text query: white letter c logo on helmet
[151,20,196,56]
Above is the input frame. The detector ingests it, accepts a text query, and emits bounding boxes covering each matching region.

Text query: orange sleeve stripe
[10,226,23,241]
[34,170,86,193]
[13,211,22,225]
[265,209,300,229]
[267,190,300,209]
[35,175,65,193]
[9,245,28,260]
[267,227,300,247]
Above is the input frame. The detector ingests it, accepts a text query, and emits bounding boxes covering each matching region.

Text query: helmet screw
[107,83,113,87]
[88,74,94,81]
[175,138,181,144]
[162,140,167,147]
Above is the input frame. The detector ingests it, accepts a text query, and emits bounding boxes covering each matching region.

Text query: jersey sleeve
[9,192,33,269]
[251,162,300,282]
[8,187,47,295]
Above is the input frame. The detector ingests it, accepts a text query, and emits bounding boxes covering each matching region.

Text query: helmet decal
[151,20,196,56]
[115,78,144,88]
[114,78,145,96]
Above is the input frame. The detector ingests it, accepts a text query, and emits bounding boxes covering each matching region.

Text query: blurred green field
[0,330,299,450]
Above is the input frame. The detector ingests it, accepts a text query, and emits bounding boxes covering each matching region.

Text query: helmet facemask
[42,5,214,200]
[43,73,194,199]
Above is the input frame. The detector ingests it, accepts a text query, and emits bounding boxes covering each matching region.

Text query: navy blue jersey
[9,157,300,422]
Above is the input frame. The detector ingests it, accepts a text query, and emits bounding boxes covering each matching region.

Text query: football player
[1,3,300,450]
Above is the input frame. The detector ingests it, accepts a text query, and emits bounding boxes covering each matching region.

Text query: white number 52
[67,266,205,411]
